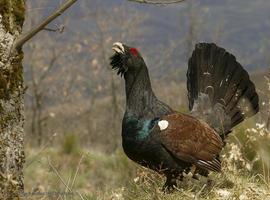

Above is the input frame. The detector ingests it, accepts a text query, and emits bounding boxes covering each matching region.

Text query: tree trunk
[0,0,25,199]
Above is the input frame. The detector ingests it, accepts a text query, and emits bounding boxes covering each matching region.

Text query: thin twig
[65,174,72,200]
[13,0,78,51]
[128,0,186,4]
[71,154,85,189]
[47,157,86,200]
[195,184,207,199]
[44,24,65,33]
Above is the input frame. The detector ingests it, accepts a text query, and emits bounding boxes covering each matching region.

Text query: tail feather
[187,43,259,138]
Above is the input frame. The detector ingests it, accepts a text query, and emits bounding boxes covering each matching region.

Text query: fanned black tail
[187,43,259,139]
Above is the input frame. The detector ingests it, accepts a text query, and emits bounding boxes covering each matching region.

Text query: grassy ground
[23,144,270,200]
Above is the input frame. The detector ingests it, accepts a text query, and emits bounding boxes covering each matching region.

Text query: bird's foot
[162,177,177,193]
[162,183,177,193]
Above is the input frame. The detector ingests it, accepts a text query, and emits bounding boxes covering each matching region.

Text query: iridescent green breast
[122,113,159,140]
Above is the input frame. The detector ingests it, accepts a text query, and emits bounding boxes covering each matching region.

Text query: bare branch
[13,0,78,51]
[44,24,65,33]
[128,0,186,4]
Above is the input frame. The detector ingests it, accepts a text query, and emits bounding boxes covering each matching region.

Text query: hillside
[24,0,270,78]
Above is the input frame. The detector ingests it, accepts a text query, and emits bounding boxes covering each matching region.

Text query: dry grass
[22,144,270,200]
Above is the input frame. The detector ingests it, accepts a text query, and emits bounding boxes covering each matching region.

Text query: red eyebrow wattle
[130,48,139,57]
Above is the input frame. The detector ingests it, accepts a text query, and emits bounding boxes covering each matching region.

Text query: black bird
[110,42,259,190]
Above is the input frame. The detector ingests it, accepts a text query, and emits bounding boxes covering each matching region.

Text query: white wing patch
[158,120,169,131]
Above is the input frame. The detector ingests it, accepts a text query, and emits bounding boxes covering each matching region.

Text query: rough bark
[0,0,25,199]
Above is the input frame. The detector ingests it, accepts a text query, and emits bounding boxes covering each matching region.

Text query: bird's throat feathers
[124,65,156,116]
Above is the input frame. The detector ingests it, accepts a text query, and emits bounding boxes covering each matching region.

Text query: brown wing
[158,113,223,172]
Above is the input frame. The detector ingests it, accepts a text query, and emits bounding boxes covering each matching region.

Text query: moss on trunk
[0,0,25,199]
[0,0,25,33]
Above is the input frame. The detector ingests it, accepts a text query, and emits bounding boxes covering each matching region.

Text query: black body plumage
[110,42,259,190]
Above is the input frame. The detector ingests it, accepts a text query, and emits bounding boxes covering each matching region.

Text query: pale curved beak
[112,42,125,54]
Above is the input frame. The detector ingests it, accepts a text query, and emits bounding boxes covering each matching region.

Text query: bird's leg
[191,165,200,180]
[162,175,177,193]
[190,165,196,176]
[179,173,184,181]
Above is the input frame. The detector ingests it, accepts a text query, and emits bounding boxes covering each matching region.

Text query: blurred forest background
[22,0,270,199]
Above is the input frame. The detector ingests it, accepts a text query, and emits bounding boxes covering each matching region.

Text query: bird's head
[110,42,145,77]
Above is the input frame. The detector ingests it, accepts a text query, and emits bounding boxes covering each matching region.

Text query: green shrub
[61,133,79,154]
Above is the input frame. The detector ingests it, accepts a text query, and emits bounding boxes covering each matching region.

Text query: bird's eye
[130,48,139,57]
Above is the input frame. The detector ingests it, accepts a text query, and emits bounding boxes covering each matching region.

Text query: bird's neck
[124,66,157,117]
